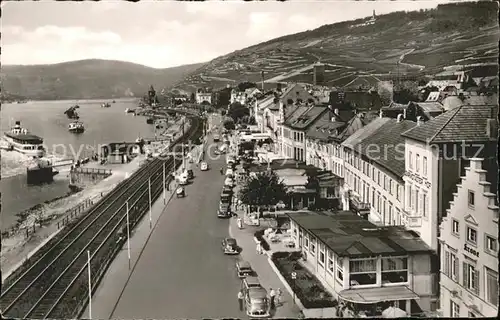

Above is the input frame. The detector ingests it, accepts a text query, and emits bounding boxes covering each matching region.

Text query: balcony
[408,216,422,227]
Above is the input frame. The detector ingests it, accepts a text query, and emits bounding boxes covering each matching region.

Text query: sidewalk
[229,216,303,318]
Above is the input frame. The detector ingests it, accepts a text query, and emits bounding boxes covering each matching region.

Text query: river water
[1,98,159,230]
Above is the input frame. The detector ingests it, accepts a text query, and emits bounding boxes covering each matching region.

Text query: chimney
[416,116,422,125]
[397,114,403,122]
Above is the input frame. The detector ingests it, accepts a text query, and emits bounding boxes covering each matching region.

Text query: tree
[223,119,236,130]
[228,102,249,122]
[237,81,257,92]
[239,171,288,210]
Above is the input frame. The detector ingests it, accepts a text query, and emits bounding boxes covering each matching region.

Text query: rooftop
[305,117,346,141]
[402,104,498,144]
[284,105,328,130]
[342,117,417,178]
[287,211,432,258]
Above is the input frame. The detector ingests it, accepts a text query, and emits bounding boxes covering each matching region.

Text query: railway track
[0,110,204,319]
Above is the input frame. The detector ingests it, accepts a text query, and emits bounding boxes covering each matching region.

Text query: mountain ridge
[174,1,499,91]
[1,59,206,101]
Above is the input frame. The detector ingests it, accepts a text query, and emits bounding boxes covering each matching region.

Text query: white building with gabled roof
[438,158,498,317]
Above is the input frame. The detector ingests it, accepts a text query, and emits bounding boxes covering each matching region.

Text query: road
[89,114,247,319]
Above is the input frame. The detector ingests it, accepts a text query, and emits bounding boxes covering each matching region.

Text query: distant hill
[175,1,499,91]
[1,59,205,100]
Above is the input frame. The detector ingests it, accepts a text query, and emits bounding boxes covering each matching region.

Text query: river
[1,98,159,230]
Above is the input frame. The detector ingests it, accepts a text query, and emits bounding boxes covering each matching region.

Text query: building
[305,109,351,171]
[341,117,417,226]
[401,104,497,251]
[438,158,498,317]
[381,101,445,122]
[195,88,212,105]
[230,89,247,105]
[280,104,336,162]
[330,90,384,112]
[287,210,437,316]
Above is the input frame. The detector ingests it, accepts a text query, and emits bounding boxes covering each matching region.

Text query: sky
[1,0,452,69]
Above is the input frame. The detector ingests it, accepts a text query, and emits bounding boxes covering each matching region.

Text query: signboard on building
[404,171,431,188]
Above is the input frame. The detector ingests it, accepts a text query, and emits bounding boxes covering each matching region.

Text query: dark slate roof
[402,104,498,144]
[306,118,345,141]
[286,211,432,258]
[284,105,328,130]
[316,171,343,187]
[343,118,417,178]
[414,102,444,114]
[334,112,377,142]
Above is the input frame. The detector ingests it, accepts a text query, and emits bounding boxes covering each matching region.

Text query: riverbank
[0,116,183,280]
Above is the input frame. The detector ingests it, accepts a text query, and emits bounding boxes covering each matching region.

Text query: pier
[69,167,112,187]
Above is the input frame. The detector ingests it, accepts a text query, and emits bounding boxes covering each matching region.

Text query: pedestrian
[237,217,243,229]
[220,167,224,175]
[276,288,282,306]
[237,290,244,311]
[256,242,262,255]
[269,288,276,309]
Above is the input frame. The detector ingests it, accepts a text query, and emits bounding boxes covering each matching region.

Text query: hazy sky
[2,0,451,69]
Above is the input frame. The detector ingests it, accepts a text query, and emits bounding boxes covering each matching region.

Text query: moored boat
[3,121,45,157]
[125,108,135,114]
[146,117,155,124]
[68,121,85,133]
[101,102,111,108]
[64,105,80,119]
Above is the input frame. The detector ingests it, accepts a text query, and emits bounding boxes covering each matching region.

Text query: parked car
[178,174,188,185]
[242,276,261,290]
[213,134,220,142]
[226,168,234,176]
[244,287,270,318]
[176,187,185,198]
[186,169,194,179]
[218,202,232,218]
[221,237,239,254]
[220,194,232,204]
[236,260,254,278]
[224,177,234,187]
[200,161,209,171]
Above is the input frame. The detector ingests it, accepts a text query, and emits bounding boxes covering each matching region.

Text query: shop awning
[339,286,419,304]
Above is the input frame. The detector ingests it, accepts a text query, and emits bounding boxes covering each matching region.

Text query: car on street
[226,155,236,165]
[213,134,220,142]
[186,169,194,179]
[224,177,234,187]
[221,187,233,197]
[221,237,239,254]
[218,203,232,218]
[200,161,209,171]
[176,187,185,198]
[236,260,254,278]
[242,276,261,290]
[178,173,188,185]
[244,287,270,318]
[220,194,232,205]
[226,168,234,177]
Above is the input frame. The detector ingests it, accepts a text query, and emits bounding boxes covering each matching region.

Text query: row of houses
[252,83,498,317]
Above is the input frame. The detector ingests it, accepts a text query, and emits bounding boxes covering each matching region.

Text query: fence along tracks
[0,111,203,319]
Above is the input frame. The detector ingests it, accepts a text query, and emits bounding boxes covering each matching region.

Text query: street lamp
[148,177,152,229]
[291,271,297,305]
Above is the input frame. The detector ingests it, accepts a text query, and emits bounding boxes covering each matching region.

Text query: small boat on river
[68,121,85,133]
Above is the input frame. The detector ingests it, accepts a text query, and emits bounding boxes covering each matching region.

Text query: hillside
[175,2,499,91]
[1,59,205,100]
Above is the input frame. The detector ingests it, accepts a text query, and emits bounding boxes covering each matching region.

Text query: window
[485,235,498,254]
[389,179,393,195]
[423,156,428,176]
[310,237,316,256]
[468,190,475,207]
[377,171,381,185]
[463,262,479,295]
[444,250,459,281]
[319,243,325,265]
[383,175,387,190]
[416,154,420,173]
[349,258,377,286]
[450,300,460,317]
[336,259,344,283]
[422,192,428,217]
[407,185,412,210]
[396,185,401,201]
[327,251,334,273]
[485,268,498,306]
[304,235,309,251]
[372,167,375,180]
[409,151,413,169]
[452,219,460,236]
[467,227,477,245]
[381,256,408,284]
[415,189,419,214]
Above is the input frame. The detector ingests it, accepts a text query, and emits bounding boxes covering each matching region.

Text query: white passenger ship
[3,121,45,157]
